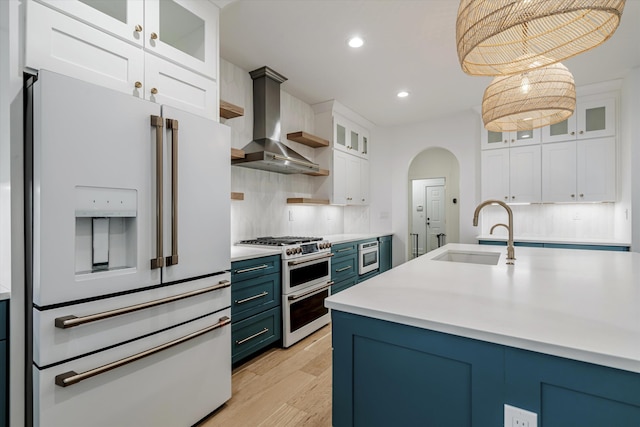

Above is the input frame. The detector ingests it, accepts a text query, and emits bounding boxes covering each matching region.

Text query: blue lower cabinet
[331,310,640,427]
[1,300,7,427]
[331,276,358,295]
[479,240,630,251]
[378,235,392,273]
[232,307,281,364]
[332,254,358,283]
[231,272,280,323]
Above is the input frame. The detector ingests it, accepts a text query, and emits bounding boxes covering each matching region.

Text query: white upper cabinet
[327,150,369,206]
[542,93,616,143]
[480,128,541,150]
[333,113,369,160]
[481,146,541,203]
[25,0,219,118]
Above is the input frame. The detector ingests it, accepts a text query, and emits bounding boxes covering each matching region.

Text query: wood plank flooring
[201,325,333,427]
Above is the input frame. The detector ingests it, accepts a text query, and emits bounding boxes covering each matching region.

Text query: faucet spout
[473,200,516,265]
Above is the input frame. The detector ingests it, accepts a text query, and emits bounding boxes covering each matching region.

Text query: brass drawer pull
[235,291,268,305]
[234,264,268,274]
[236,328,269,345]
[335,266,352,273]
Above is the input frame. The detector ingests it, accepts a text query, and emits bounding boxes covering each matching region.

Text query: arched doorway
[408,147,460,258]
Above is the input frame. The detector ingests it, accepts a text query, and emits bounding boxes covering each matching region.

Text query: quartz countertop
[231,246,282,262]
[476,234,631,246]
[0,283,9,301]
[325,243,640,373]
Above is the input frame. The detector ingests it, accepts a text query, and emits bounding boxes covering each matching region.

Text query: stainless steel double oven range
[238,237,333,347]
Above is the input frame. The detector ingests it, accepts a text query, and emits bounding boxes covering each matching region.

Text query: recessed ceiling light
[397,91,409,98]
[348,36,364,48]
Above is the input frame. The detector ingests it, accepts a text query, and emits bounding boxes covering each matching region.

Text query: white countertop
[477,234,631,246]
[0,283,9,301]
[325,243,640,373]
[231,246,282,262]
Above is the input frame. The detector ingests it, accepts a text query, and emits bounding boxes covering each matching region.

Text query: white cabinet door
[144,0,218,79]
[360,159,370,205]
[577,137,616,202]
[346,154,361,204]
[542,113,577,143]
[161,106,230,283]
[34,0,145,46]
[576,95,616,140]
[332,150,348,205]
[145,54,217,119]
[360,129,370,160]
[542,141,577,202]
[509,128,541,147]
[481,128,540,149]
[26,1,144,96]
[509,145,541,203]
[481,148,509,202]
[32,70,160,307]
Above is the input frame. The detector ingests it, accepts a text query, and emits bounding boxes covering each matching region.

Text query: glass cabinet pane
[585,106,606,132]
[79,0,127,23]
[487,131,503,145]
[336,124,346,147]
[362,135,368,154]
[549,119,569,137]
[516,130,533,140]
[350,130,359,151]
[159,0,205,61]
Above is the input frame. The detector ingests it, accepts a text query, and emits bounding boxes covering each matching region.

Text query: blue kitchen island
[325,244,640,426]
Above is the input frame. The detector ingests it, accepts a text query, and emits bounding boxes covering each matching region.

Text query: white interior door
[425,185,446,252]
[33,70,161,306]
[160,105,230,283]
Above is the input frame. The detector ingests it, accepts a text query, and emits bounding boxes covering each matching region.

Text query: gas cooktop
[238,236,323,246]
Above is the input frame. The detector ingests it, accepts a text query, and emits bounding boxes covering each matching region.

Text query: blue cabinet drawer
[231,272,281,323]
[0,301,6,341]
[232,307,281,364]
[332,253,358,282]
[332,241,358,258]
[231,255,280,281]
[332,276,358,295]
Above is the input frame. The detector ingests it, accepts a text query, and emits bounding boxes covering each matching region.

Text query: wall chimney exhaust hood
[231,66,320,174]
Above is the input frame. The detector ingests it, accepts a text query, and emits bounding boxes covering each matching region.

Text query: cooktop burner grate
[238,236,323,246]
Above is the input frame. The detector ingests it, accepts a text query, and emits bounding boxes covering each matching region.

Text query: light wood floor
[201,324,333,427]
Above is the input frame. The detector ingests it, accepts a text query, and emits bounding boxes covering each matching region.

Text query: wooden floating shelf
[287,131,330,148]
[286,198,330,205]
[220,100,244,119]
[231,192,244,201]
[231,148,245,159]
[304,169,330,177]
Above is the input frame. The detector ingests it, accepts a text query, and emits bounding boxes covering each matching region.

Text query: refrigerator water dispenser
[75,186,137,275]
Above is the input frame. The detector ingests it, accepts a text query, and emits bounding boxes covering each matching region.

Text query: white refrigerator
[25,70,231,427]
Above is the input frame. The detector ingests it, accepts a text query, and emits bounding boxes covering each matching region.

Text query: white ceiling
[219,0,640,127]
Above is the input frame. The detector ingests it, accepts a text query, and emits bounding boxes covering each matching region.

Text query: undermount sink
[431,250,501,266]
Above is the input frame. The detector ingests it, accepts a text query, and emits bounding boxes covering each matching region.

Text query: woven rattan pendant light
[482,62,576,132]
[457,0,626,76]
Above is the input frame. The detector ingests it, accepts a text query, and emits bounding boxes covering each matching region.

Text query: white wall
[626,67,640,252]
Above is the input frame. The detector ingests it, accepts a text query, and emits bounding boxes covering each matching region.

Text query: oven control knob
[286,249,292,255]
[296,247,302,254]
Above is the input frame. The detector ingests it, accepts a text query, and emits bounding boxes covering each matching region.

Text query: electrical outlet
[504,404,537,427]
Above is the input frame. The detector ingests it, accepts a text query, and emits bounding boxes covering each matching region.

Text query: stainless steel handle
[55,280,231,329]
[235,291,268,305]
[165,118,179,267]
[55,315,231,387]
[335,266,351,272]
[271,154,317,170]
[150,115,164,269]
[234,264,268,274]
[336,248,351,253]
[288,281,334,301]
[287,252,334,266]
[235,328,269,345]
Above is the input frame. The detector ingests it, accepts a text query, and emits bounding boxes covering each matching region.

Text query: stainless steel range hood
[231,66,320,174]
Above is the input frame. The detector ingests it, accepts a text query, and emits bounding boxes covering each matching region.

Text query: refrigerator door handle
[165,118,179,267]
[150,115,164,269]
[54,315,231,387]
[54,280,231,329]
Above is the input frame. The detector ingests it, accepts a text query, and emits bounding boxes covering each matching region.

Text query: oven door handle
[287,252,334,266]
[55,315,231,387]
[287,281,334,301]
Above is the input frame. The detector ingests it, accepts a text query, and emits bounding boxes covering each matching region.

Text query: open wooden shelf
[231,192,245,201]
[231,148,245,159]
[287,131,330,148]
[304,169,330,177]
[286,198,330,205]
[220,100,244,119]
